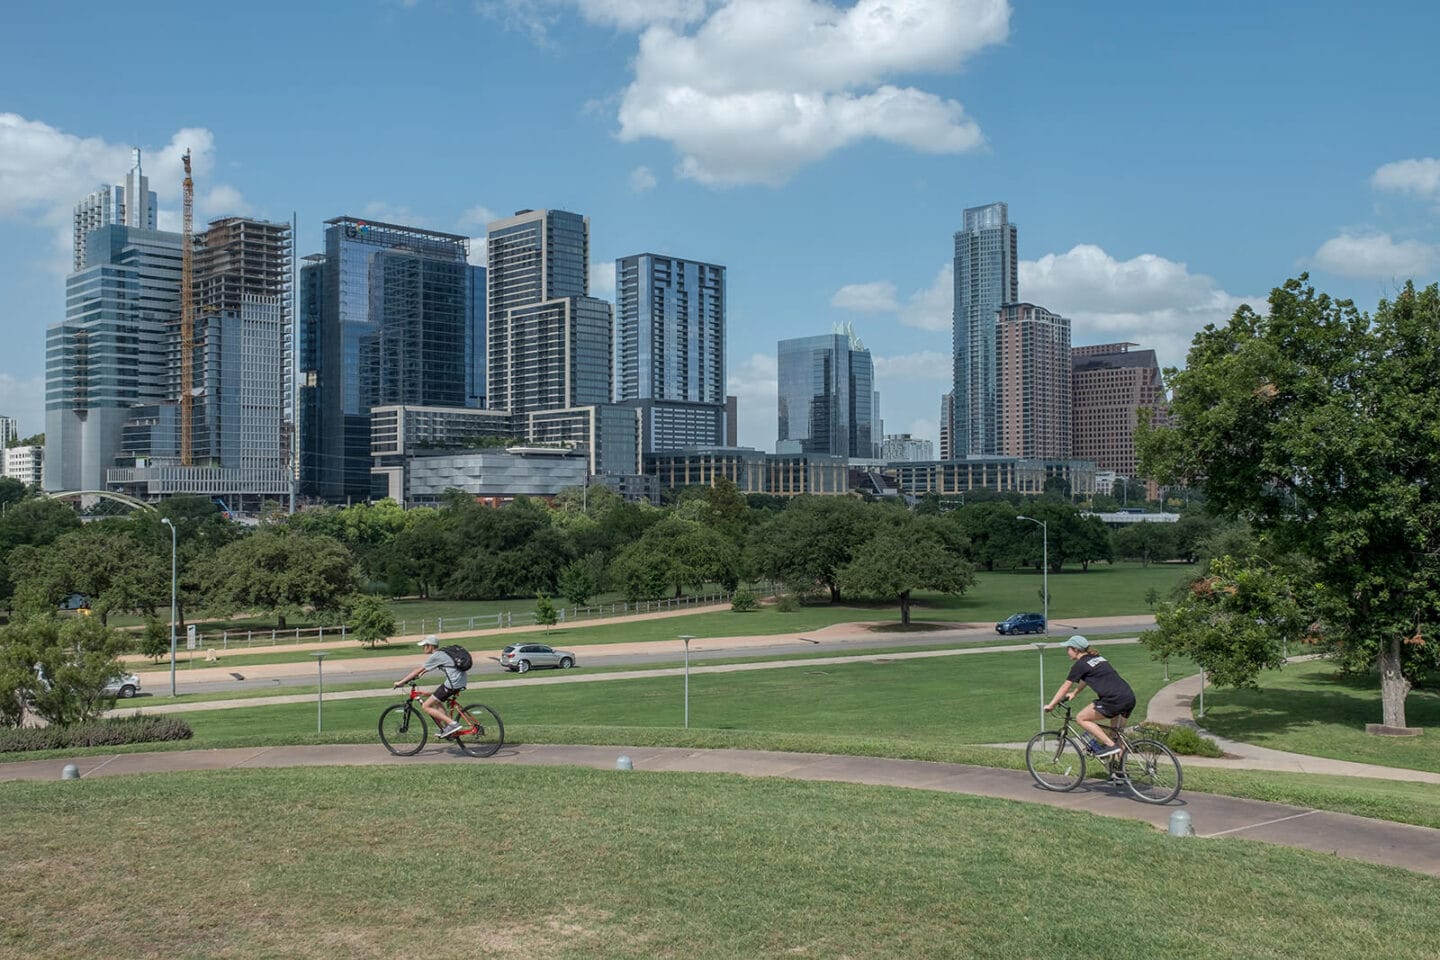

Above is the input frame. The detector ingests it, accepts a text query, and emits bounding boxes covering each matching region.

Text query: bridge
[41,490,156,513]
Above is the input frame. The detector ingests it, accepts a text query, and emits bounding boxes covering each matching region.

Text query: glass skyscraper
[485,209,612,416]
[299,217,475,501]
[952,201,1018,458]
[614,253,727,452]
[776,328,875,459]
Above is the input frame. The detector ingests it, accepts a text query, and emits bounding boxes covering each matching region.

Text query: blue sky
[2,0,1437,451]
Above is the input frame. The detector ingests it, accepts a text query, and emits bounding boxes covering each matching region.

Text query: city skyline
[2,1,1437,450]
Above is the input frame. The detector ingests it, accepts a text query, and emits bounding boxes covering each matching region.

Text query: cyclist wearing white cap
[393,635,469,738]
[1044,635,1136,759]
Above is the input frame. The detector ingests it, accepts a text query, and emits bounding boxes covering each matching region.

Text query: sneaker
[439,721,464,738]
[1092,743,1121,759]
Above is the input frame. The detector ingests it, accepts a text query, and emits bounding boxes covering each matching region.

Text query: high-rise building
[1071,342,1168,476]
[952,202,1018,457]
[938,391,954,460]
[776,327,876,459]
[881,434,934,462]
[996,302,1071,459]
[4,445,44,486]
[46,224,182,491]
[614,253,727,452]
[298,217,475,501]
[0,416,17,447]
[72,149,157,271]
[486,209,612,416]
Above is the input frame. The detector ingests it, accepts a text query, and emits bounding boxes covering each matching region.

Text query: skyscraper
[72,149,157,271]
[996,302,1071,459]
[952,201,1018,458]
[614,253,727,451]
[486,209,612,415]
[299,217,474,501]
[1071,342,1168,477]
[46,224,182,491]
[0,415,17,447]
[776,327,875,459]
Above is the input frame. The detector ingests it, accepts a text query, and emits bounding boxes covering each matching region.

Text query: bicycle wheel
[454,703,505,758]
[378,703,428,756]
[1121,738,1183,804]
[1025,731,1086,791]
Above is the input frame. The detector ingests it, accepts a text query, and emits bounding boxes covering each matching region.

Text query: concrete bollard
[61,764,79,780]
[615,755,633,771]
[1168,811,1194,837]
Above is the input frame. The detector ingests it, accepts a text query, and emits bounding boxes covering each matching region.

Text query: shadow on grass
[1204,668,1440,737]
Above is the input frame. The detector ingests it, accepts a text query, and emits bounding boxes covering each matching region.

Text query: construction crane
[180,149,194,466]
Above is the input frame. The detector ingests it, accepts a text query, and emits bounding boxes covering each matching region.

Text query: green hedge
[0,715,193,754]
[1131,721,1224,757]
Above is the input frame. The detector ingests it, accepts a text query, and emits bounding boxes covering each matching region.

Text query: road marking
[1201,809,1321,837]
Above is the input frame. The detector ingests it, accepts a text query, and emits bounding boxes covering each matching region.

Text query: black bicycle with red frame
[378,682,504,758]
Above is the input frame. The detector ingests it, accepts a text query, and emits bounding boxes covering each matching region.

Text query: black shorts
[1095,695,1136,720]
[432,683,465,702]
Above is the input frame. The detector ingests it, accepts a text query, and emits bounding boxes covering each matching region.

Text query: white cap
[419,635,439,647]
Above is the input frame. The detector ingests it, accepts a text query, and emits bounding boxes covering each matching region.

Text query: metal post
[1033,642,1047,731]
[161,518,177,698]
[680,635,694,728]
[311,652,328,732]
[1198,666,1205,718]
[1016,515,1049,647]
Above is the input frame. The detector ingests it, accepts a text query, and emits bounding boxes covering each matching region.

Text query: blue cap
[1064,636,1090,650]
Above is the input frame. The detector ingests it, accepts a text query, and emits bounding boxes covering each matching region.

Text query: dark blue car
[996,612,1046,635]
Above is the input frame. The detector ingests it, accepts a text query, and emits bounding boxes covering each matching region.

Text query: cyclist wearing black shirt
[1044,635,1137,758]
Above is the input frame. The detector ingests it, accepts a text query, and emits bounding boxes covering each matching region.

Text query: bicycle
[378,683,505,758]
[1024,700,1183,804]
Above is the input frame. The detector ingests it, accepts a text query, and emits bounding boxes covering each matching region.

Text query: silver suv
[499,643,576,673]
[103,673,141,698]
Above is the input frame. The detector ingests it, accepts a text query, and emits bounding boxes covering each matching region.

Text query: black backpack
[442,644,474,672]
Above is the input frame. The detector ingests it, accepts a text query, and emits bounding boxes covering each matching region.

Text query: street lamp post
[680,635,694,728]
[1032,641,1047,732]
[311,652,329,732]
[1015,515,1049,645]
[160,518,177,698]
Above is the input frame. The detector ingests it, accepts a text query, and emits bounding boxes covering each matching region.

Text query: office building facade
[952,202,1018,457]
[776,328,876,459]
[486,209,612,416]
[996,302,1071,459]
[1071,342,1168,477]
[615,253,726,450]
[298,217,474,501]
[4,445,43,486]
[73,149,157,271]
[881,433,934,461]
[46,224,182,491]
[0,416,17,447]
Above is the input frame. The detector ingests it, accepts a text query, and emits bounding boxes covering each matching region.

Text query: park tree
[836,516,975,625]
[747,496,876,601]
[613,515,739,601]
[387,509,454,599]
[199,529,360,628]
[1113,522,1177,567]
[558,553,603,607]
[1139,276,1440,729]
[0,477,25,509]
[347,594,398,649]
[950,500,1025,571]
[10,523,166,625]
[535,593,558,633]
[0,614,129,727]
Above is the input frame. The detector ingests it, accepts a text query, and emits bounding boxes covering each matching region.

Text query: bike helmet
[1063,635,1091,650]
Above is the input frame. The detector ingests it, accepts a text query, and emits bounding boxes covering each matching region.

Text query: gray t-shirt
[423,650,468,690]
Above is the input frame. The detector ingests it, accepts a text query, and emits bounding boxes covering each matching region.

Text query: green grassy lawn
[1197,659,1440,772]
[2,765,1435,960]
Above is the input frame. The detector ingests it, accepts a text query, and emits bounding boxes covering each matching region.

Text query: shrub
[774,593,799,613]
[730,586,758,612]
[0,715,193,754]
[1132,721,1223,757]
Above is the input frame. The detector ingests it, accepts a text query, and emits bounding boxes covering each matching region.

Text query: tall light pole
[160,517,177,698]
[680,635,694,728]
[1016,515,1049,646]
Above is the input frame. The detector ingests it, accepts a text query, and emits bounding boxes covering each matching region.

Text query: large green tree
[199,530,360,628]
[836,516,975,625]
[1140,277,1440,728]
[747,496,877,601]
[0,614,129,727]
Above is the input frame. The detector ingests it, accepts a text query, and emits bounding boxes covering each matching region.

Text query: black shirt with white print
[1066,653,1133,703]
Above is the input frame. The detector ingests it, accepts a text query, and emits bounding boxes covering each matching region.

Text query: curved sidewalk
[1143,671,1440,784]
[2,741,1437,878]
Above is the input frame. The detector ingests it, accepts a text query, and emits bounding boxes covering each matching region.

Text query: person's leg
[1075,703,1115,747]
[422,694,453,728]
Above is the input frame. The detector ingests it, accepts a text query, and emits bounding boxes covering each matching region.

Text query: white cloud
[899,263,952,331]
[629,165,658,192]
[0,113,248,231]
[831,280,897,312]
[0,373,45,438]
[1020,244,1261,371]
[727,352,777,450]
[574,0,709,29]
[1371,158,1440,199]
[1312,231,1439,281]
[873,349,949,381]
[614,0,1009,186]
[591,260,617,299]
[359,201,428,226]
[457,205,500,230]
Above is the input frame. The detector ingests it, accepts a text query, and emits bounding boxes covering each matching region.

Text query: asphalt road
[141,617,1154,696]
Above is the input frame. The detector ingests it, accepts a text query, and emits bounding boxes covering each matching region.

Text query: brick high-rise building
[996,302,1071,459]
[1071,342,1167,476]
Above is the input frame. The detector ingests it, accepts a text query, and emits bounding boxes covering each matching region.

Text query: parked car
[499,643,576,673]
[102,673,141,699]
[995,612,1046,636]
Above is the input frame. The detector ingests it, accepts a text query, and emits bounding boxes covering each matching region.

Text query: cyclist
[393,635,470,738]
[1044,635,1136,759]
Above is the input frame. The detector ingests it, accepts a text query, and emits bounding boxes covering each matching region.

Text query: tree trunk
[900,590,911,626]
[829,582,841,603]
[1378,634,1412,728]
[277,613,288,629]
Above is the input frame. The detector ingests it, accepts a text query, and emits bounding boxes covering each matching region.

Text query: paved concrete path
[3,741,1437,878]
